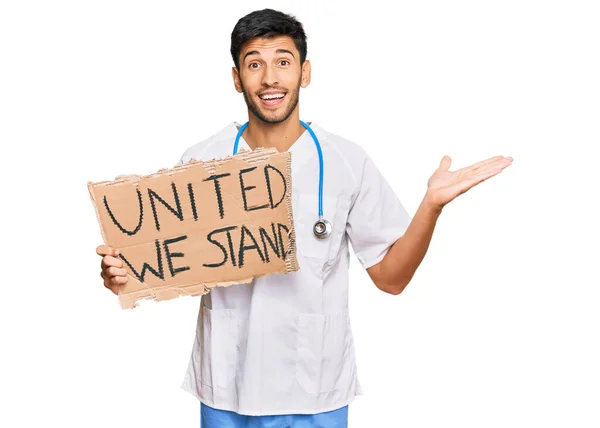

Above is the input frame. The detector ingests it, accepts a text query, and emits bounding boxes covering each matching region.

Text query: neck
[242,110,305,152]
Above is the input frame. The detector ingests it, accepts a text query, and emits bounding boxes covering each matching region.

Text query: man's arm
[367,192,441,295]
[367,154,513,295]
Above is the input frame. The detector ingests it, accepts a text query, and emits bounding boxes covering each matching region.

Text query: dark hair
[230,9,307,69]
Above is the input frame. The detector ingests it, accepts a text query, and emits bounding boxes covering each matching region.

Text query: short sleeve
[178,139,212,164]
[346,155,412,269]
[178,149,192,165]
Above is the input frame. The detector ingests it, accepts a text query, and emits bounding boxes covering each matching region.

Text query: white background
[1,0,599,427]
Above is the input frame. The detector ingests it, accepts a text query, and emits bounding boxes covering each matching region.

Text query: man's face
[233,35,311,124]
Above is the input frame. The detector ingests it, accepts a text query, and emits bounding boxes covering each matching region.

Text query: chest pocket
[293,193,345,265]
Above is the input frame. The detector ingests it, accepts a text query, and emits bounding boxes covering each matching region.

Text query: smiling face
[232,35,311,124]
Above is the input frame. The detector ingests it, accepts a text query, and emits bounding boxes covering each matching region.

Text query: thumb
[438,155,452,171]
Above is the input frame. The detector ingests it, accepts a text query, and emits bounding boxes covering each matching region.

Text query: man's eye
[249,63,260,69]
[280,60,289,66]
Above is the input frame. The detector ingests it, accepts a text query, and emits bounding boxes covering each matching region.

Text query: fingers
[474,157,512,176]
[445,156,513,201]
[458,156,511,176]
[101,269,128,295]
[101,270,118,294]
[457,156,501,175]
[106,266,128,277]
[467,166,505,188]
[101,269,127,282]
[96,245,119,258]
[100,264,128,282]
[101,255,123,270]
[98,244,127,295]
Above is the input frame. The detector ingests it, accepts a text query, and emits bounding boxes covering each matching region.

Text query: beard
[241,76,302,124]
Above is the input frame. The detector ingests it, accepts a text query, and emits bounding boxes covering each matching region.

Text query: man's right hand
[96,245,128,295]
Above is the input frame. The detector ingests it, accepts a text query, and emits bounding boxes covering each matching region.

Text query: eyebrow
[243,49,296,62]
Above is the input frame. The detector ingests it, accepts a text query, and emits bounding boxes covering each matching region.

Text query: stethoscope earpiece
[313,218,331,240]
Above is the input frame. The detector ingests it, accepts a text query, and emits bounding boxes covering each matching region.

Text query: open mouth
[258,92,286,106]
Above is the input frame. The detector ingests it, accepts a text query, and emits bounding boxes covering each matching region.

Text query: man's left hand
[426,154,513,211]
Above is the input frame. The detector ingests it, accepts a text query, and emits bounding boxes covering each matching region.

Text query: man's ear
[232,67,243,93]
[300,60,312,88]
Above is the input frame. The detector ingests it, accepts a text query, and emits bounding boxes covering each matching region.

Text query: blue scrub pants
[200,402,349,427]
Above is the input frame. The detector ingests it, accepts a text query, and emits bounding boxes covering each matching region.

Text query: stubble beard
[241,76,302,124]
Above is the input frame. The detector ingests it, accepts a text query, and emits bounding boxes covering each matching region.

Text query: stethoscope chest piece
[313,218,332,240]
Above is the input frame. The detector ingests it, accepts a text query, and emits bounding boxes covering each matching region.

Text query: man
[97,8,513,427]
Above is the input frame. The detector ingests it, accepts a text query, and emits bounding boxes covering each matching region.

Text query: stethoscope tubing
[232,120,325,220]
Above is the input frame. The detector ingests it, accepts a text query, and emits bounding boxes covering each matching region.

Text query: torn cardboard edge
[88,147,298,309]
[117,277,255,310]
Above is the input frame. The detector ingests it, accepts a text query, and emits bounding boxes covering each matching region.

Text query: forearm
[368,191,442,294]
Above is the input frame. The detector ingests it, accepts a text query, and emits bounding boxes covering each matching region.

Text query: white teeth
[260,93,285,100]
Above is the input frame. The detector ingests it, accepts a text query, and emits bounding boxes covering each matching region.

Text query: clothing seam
[314,126,360,189]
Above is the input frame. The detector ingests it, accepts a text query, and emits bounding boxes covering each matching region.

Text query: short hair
[230,9,307,69]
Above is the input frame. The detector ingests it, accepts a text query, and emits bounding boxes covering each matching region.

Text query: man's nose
[261,65,279,87]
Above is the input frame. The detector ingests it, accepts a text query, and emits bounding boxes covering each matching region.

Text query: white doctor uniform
[179,122,412,416]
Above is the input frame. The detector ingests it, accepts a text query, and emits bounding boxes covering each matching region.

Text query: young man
[97,8,512,427]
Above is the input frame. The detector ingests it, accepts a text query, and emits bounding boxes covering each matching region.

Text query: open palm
[427,155,513,209]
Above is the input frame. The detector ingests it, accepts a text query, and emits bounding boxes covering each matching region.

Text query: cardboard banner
[88,148,298,309]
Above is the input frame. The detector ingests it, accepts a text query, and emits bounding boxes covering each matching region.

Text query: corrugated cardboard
[88,148,298,309]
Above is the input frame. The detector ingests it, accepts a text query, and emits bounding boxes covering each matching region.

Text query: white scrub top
[178,122,412,416]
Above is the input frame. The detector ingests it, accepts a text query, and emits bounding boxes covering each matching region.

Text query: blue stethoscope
[233,120,331,240]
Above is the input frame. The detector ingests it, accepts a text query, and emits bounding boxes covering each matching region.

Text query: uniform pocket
[199,305,238,389]
[296,309,355,394]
